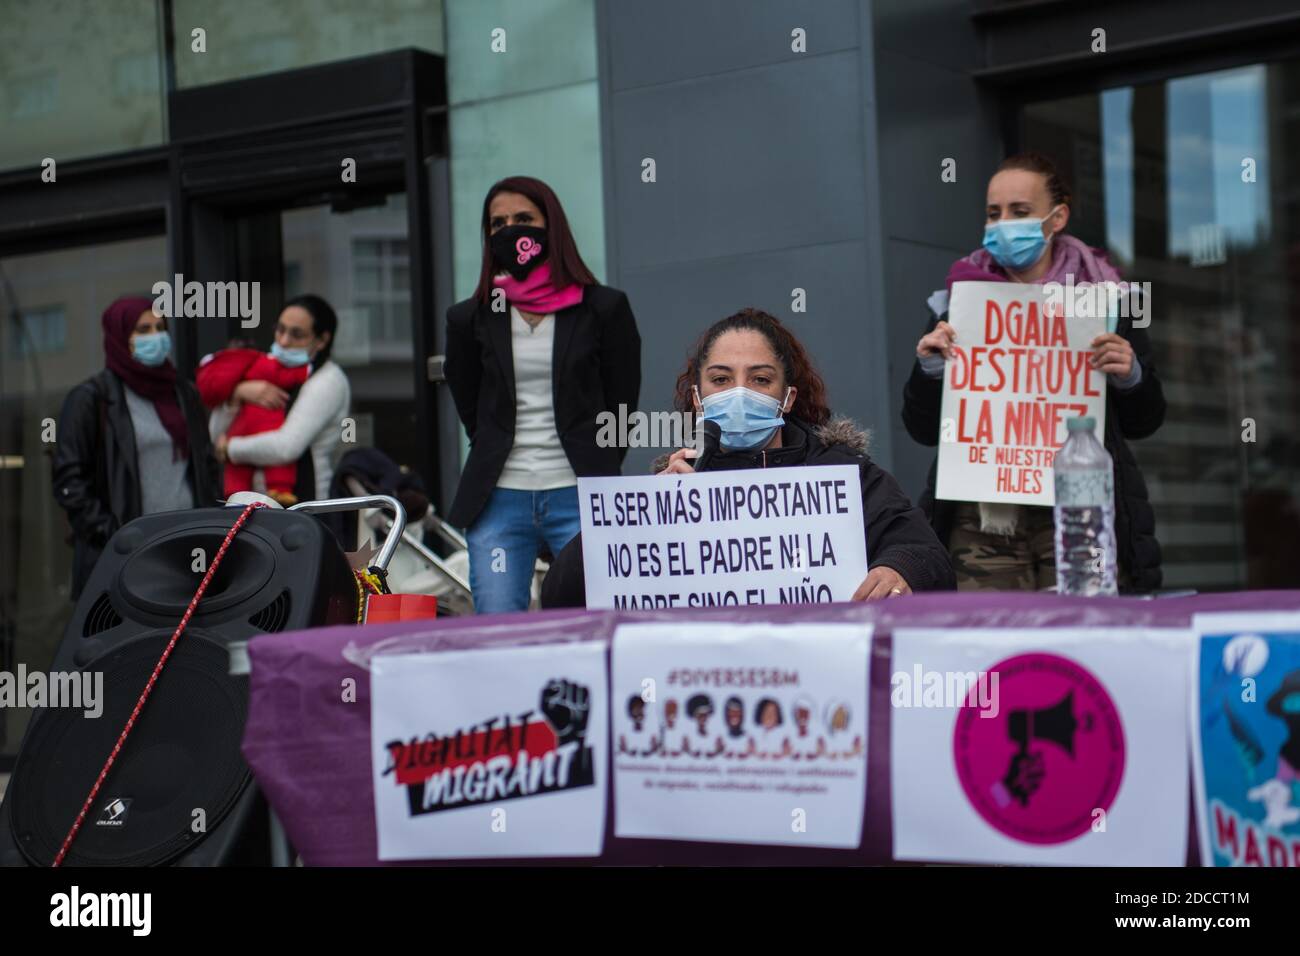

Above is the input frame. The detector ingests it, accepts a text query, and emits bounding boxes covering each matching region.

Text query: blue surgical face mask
[271,342,311,368]
[982,206,1060,271]
[131,331,171,367]
[698,385,791,451]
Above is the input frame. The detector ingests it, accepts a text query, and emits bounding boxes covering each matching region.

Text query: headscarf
[101,295,189,461]
[945,233,1123,292]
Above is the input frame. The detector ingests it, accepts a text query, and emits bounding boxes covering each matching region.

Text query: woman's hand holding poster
[579,465,866,610]
[936,281,1107,507]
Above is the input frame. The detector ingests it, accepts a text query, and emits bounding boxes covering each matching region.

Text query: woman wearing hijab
[52,296,219,600]
[901,152,1165,592]
[444,175,641,614]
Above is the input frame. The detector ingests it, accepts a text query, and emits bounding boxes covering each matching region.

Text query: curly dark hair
[671,308,831,426]
[686,694,714,718]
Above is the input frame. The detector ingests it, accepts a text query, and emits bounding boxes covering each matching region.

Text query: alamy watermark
[891,664,1000,718]
[596,405,698,450]
[1041,277,1151,328]
[50,886,151,935]
[152,274,260,328]
[0,666,102,718]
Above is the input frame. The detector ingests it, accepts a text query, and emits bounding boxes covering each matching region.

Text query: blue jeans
[466,486,581,614]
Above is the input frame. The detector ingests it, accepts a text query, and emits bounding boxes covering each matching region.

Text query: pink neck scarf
[492,262,585,313]
[945,233,1123,292]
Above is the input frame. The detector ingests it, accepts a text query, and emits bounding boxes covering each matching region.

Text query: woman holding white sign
[540,309,955,605]
[901,152,1165,592]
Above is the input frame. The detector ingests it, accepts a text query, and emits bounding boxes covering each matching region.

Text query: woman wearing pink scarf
[901,153,1166,593]
[444,176,642,613]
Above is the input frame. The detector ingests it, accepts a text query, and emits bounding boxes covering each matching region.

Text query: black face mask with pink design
[490,225,549,281]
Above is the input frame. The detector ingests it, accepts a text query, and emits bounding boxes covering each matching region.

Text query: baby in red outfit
[197,348,310,505]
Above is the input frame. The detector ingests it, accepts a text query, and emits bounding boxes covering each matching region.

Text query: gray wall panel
[607,0,859,91]
[617,239,874,476]
[871,0,999,500]
[875,49,1001,252]
[596,0,992,507]
[608,51,868,270]
[874,0,983,70]
[879,236,973,502]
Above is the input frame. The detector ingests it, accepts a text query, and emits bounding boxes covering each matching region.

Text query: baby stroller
[326,449,550,615]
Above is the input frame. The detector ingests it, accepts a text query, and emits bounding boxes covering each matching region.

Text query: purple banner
[242,591,1300,866]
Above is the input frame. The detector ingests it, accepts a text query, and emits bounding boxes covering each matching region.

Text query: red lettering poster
[936,281,1107,506]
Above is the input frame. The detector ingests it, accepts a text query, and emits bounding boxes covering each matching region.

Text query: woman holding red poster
[901,153,1166,593]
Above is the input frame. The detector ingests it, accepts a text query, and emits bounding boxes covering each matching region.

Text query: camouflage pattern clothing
[948,501,1133,592]
[948,502,1056,591]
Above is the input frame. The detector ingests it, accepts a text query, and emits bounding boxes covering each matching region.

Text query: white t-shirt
[683,719,721,758]
[620,722,658,758]
[754,725,790,759]
[497,307,578,491]
[659,719,687,757]
[826,732,858,760]
[790,729,825,760]
[721,730,752,758]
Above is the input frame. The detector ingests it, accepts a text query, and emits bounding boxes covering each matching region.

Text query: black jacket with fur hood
[539,415,956,608]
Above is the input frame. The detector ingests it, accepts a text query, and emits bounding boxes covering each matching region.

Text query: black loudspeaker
[0,506,358,867]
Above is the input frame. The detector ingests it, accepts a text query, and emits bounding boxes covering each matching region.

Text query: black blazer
[443,283,642,528]
[52,368,221,599]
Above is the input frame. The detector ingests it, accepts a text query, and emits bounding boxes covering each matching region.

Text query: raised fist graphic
[541,678,590,744]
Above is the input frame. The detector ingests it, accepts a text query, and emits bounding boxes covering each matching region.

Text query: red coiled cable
[52,501,266,867]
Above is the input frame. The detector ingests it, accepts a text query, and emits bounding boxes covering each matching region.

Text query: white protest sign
[612,621,870,848]
[891,627,1189,866]
[370,642,607,860]
[578,464,866,610]
[936,280,1107,506]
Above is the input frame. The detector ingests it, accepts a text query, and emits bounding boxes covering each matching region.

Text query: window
[1023,62,1300,590]
[8,306,67,358]
[171,0,443,88]
[0,0,163,171]
[281,196,419,477]
[351,237,411,357]
[12,72,58,120]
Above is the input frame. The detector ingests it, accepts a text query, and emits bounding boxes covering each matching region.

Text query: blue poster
[1194,614,1300,867]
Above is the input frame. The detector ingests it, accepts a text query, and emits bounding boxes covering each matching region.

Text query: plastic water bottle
[1053,416,1118,596]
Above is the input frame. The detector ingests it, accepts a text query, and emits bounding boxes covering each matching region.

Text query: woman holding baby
[201,294,351,507]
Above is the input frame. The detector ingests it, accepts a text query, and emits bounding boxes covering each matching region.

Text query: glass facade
[445,0,605,300]
[0,235,169,755]
[282,195,420,473]
[171,0,444,87]
[1024,62,1300,591]
[0,4,608,751]
[0,0,165,170]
